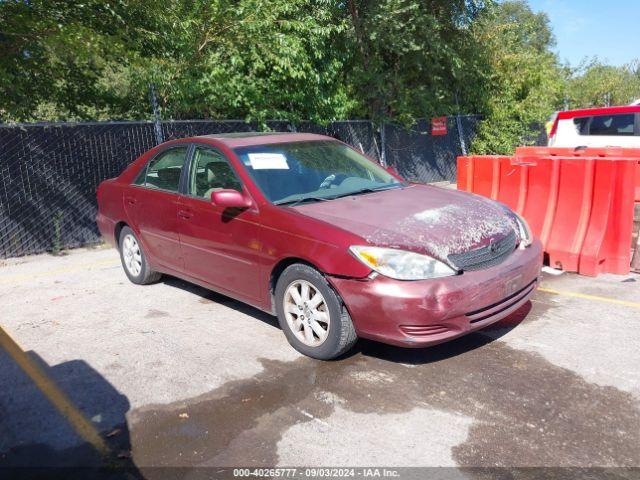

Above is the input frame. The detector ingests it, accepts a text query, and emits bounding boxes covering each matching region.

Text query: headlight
[349,245,456,280]
[514,213,532,248]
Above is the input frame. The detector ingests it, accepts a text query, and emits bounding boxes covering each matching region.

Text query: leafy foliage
[0,0,356,122]
[471,1,640,154]
[137,0,357,123]
[567,60,640,108]
[470,0,565,154]
[342,0,491,123]
[0,0,492,123]
[1,0,638,154]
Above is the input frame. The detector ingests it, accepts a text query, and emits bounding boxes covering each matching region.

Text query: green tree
[6,0,636,154]
[471,0,566,154]
[0,0,167,121]
[567,60,640,108]
[0,0,495,124]
[0,0,356,123]
[343,0,491,123]
[157,0,355,122]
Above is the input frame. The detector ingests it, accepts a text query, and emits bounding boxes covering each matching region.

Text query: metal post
[379,122,387,167]
[149,83,164,145]
[455,93,467,156]
[456,114,467,156]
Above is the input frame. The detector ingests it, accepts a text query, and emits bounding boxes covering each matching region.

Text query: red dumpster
[457,147,638,276]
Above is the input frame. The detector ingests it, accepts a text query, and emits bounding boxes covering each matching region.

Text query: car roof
[557,105,640,120]
[194,132,335,148]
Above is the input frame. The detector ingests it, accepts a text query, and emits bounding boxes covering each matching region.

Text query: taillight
[549,118,559,139]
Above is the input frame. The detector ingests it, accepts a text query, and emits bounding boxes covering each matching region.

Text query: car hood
[293,184,518,263]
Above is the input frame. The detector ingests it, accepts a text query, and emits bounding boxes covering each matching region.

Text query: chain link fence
[0,119,389,258]
[0,122,157,258]
[382,116,482,184]
[0,117,479,258]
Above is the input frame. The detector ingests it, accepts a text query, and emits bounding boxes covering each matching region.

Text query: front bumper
[328,240,543,347]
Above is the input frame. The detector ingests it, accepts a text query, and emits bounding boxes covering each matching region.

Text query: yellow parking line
[538,287,640,309]
[0,326,110,455]
[0,259,119,285]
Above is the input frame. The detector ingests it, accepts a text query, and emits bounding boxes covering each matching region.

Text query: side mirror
[211,189,252,209]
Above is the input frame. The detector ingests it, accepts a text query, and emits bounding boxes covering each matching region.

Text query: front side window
[189,147,242,199]
[135,147,188,192]
[588,114,635,136]
[234,141,403,205]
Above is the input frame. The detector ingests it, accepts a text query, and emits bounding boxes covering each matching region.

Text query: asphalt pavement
[1,246,639,478]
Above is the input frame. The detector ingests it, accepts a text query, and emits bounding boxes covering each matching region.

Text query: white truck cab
[548,105,640,148]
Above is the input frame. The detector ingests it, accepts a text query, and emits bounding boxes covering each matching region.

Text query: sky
[526,0,640,67]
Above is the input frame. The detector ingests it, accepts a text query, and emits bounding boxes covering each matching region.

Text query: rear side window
[135,147,188,192]
[588,114,635,136]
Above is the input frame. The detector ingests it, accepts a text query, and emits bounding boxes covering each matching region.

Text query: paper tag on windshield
[248,153,289,170]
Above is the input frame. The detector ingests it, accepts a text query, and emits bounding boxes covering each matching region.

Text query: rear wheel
[275,264,357,360]
[118,226,162,285]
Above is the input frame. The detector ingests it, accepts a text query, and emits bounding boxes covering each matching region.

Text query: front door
[177,145,262,302]
[125,146,189,273]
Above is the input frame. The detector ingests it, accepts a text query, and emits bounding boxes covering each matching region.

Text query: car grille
[448,230,517,271]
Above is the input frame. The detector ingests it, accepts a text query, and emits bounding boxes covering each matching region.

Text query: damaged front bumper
[328,240,543,347]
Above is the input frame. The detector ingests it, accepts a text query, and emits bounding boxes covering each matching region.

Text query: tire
[275,263,357,360]
[118,226,162,285]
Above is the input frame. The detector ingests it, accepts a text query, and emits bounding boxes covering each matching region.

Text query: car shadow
[161,275,280,329]
[161,274,532,365]
[0,341,141,478]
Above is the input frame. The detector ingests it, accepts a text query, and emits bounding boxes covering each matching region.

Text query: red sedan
[97,133,542,359]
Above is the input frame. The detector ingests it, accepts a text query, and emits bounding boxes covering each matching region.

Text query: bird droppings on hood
[365,198,517,261]
[414,204,461,223]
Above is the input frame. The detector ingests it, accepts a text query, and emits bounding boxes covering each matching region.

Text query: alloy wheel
[283,280,330,347]
[122,234,142,277]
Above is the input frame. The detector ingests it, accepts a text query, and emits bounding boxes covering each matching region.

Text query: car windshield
[234,140,404,205]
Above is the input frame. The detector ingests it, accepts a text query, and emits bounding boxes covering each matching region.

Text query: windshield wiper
[330,183,405,200]
[275,184,406,206]
[275,196,332,207]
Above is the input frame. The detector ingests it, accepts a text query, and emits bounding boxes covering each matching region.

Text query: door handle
[178,210,193,220]
[125,196,137,206]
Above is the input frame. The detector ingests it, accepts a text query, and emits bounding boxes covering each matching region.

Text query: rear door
[176,145,262,302]
[124,145,189,273]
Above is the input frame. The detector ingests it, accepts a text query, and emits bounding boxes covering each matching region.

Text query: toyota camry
[97,133,542,359]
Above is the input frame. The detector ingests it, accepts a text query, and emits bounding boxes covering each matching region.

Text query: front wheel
[118,226,162,285]
[275,264,357,360]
